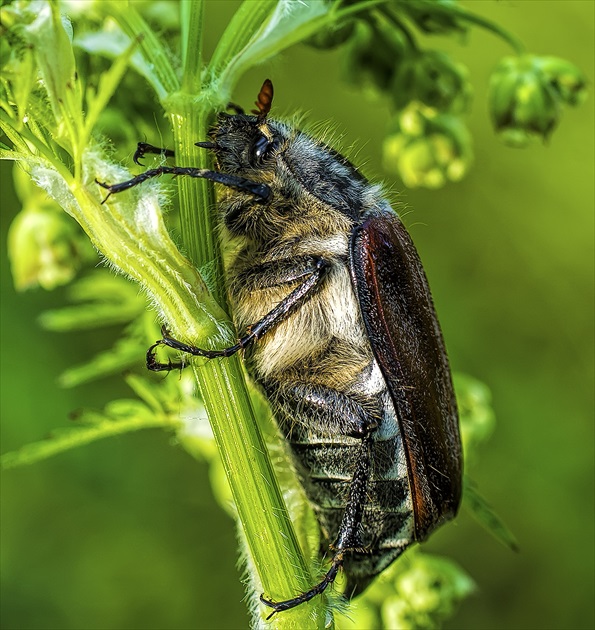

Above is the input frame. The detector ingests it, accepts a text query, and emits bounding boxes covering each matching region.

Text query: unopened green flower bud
[8,179,94,291]
[391,554,475,623]
[383,103,473,188]
[537,56,588,107]
[381,594,419,630]
[306,20,355,50]
[343,22,407,94]
[488,55,586,146]
[392,50,472,113]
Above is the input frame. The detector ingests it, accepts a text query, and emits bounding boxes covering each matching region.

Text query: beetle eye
[251,133,278,164]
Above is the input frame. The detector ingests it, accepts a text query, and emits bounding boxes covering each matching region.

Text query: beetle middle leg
[146,258,330,371]
[260,435,374,617]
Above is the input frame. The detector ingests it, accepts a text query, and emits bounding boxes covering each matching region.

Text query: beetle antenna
[253,79,274,121]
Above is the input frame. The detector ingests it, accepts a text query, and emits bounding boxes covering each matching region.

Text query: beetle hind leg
[260,552,344,619]
[260,436,373,616]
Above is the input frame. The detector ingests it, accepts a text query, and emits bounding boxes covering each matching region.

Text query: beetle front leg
[133,142,175,165]
[231,256,330,293]
[260,436,373,617]
[96,166,271,204]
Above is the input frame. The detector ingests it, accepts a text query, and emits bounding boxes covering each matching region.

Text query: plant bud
[392,49,472,113]
[343,22,407,93]
[306,20,355,50]
[538,56,588,107]
[385,554,475,626]
[383,102,473,188]
[400,0,467,35]
[489,55,565,146]
[8,183,94,291]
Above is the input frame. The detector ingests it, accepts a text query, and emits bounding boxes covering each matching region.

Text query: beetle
[96,79,462,615]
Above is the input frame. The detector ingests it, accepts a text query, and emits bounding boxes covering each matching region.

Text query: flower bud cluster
[489,54,587,146]
[311,8,474,188]
[307,2,586,187]
[382,43,474,187]
[397,0,467,36]
[340,550,475,629]
[383,102,472,189]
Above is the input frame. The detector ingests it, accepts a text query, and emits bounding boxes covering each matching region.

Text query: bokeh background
[1,1,593,629]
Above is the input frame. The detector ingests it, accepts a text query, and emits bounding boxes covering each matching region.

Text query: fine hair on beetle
[96,79,462,617]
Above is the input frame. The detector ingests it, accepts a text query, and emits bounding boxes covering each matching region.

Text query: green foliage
[8,167,96,290]
[338,549,476,630]
[1,374,181,470]
[463,479,519,554]
[0,1,588,628]
[38,272,147,332]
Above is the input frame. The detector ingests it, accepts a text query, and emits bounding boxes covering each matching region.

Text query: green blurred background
[1,1,593,628]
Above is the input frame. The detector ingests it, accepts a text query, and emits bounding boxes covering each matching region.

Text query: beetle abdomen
[274,382,416,590]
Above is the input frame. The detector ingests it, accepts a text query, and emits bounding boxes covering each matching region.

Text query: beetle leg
[133,141,220,165]
[226,101,245,115]
[133,142,175,165]
[146,340,187,373]
[231,256,330,293]
[146,259,330,371]
[260,436,373,617]
[269,381,380,439]
[95,167,270,204]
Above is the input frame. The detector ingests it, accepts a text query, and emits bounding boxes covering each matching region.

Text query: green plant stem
[169,98,220,282]
[164,3,328,625]
[201,360,330,628]
[447,4,526,55]
[108,1,179,101]
[180,0,204,94]
[208,0,278,91]
[378,5,418,51]
[167,93,328,629]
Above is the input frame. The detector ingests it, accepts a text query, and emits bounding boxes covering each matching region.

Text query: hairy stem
[164,3,327,626]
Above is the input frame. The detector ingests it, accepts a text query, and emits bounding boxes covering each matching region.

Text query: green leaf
[74,28,165,98]
[83,34,143,143]
[39,272,147,331]
[1,399,179,470]
[106,0,179,102]
[124,372,173,415]
[464,477,519,552]
[22,1,83,150]
[213,0,384,95]
[57,337,145,387]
